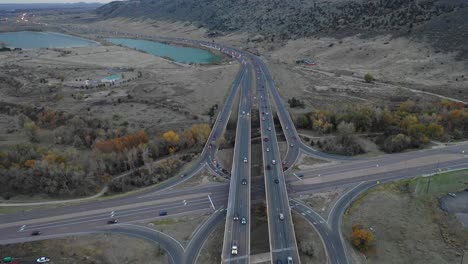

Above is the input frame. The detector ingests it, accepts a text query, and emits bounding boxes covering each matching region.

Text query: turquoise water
[107,38,221,64]
[103,74,121,81]
[0,31,99,49]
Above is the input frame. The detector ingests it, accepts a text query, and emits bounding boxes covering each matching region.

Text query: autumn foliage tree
[163,130,180,145]
[95,131,149,153]
[351,224,374,252]
[190,124,211,145]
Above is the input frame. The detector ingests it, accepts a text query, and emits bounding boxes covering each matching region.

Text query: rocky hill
[97,0,468,58]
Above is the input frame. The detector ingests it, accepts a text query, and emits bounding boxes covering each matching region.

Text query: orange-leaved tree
[351,224,374,252]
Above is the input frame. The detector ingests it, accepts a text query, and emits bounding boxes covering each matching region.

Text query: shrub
[351,224,374,252]
[364,73,374,83]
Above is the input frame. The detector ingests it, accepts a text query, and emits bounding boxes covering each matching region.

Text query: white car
[268,127,272,131]
[242,111,246,115]
[272,159,276,165]
[36,257,50,263]
[243,157,247,163]
[266,147,270,152]
[279,213,285,220]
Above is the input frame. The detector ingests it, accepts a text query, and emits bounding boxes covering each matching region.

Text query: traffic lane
[0,191,229,234]
[106,225,184,264]
[293,152,467,184]
[0,195,227,244]
[291,200,347,264]
[293,158,468,194]
[0,184,229,225]
[221,69,251,264]
[231,68,252,263]
[185,209,226,264]
[259,88,298,263]
[258,80,286,260]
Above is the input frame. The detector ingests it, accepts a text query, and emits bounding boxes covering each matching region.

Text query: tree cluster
[295,100,467,154]
[288,97,305,108]
[95,131,149,153]
[0,144,99,199]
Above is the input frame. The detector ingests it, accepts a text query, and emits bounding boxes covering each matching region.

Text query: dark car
[159,211,168,216]
[263,137,269,142]
[266,165,271,170]
[274,179,279,184]
[31,231,41,236]
[107,219,118,224]
[283,166,288,171]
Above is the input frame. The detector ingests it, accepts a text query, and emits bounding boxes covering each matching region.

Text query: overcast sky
[0,0,113,3]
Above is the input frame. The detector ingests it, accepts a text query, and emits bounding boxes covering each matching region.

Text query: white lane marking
[24,197,225,231]
[292,173,303,181]
[208,195,215,210]
[222,255,249,262]
[271,246,295,253]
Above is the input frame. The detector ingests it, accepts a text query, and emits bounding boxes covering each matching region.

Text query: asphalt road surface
[2,29,468,264]
[255,60,301,264]
[221,61,253,264]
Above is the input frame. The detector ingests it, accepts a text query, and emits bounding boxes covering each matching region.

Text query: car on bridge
[242,179,247,185]
[231,241,238,255]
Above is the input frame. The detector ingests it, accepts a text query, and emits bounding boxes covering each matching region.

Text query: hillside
[96,0,468,59]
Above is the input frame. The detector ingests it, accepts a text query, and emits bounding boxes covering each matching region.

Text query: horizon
[0,0,112,3]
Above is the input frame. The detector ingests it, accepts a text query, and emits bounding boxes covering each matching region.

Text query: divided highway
[255,61,301,264]
[1,28,467,264]
[221,61,253,263]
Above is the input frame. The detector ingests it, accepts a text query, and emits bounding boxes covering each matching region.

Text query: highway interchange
[1,30,467,264]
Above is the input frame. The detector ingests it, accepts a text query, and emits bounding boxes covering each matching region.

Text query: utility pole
[426,175,432,194]
[427,158,440,194]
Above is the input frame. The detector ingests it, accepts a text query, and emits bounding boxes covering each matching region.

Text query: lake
[0,31,100,49]
[107,38,221,64]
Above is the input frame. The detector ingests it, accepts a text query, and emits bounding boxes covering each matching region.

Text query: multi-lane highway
[255,60,301,264]
[1,27,467,264]
[221,61,253,263]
